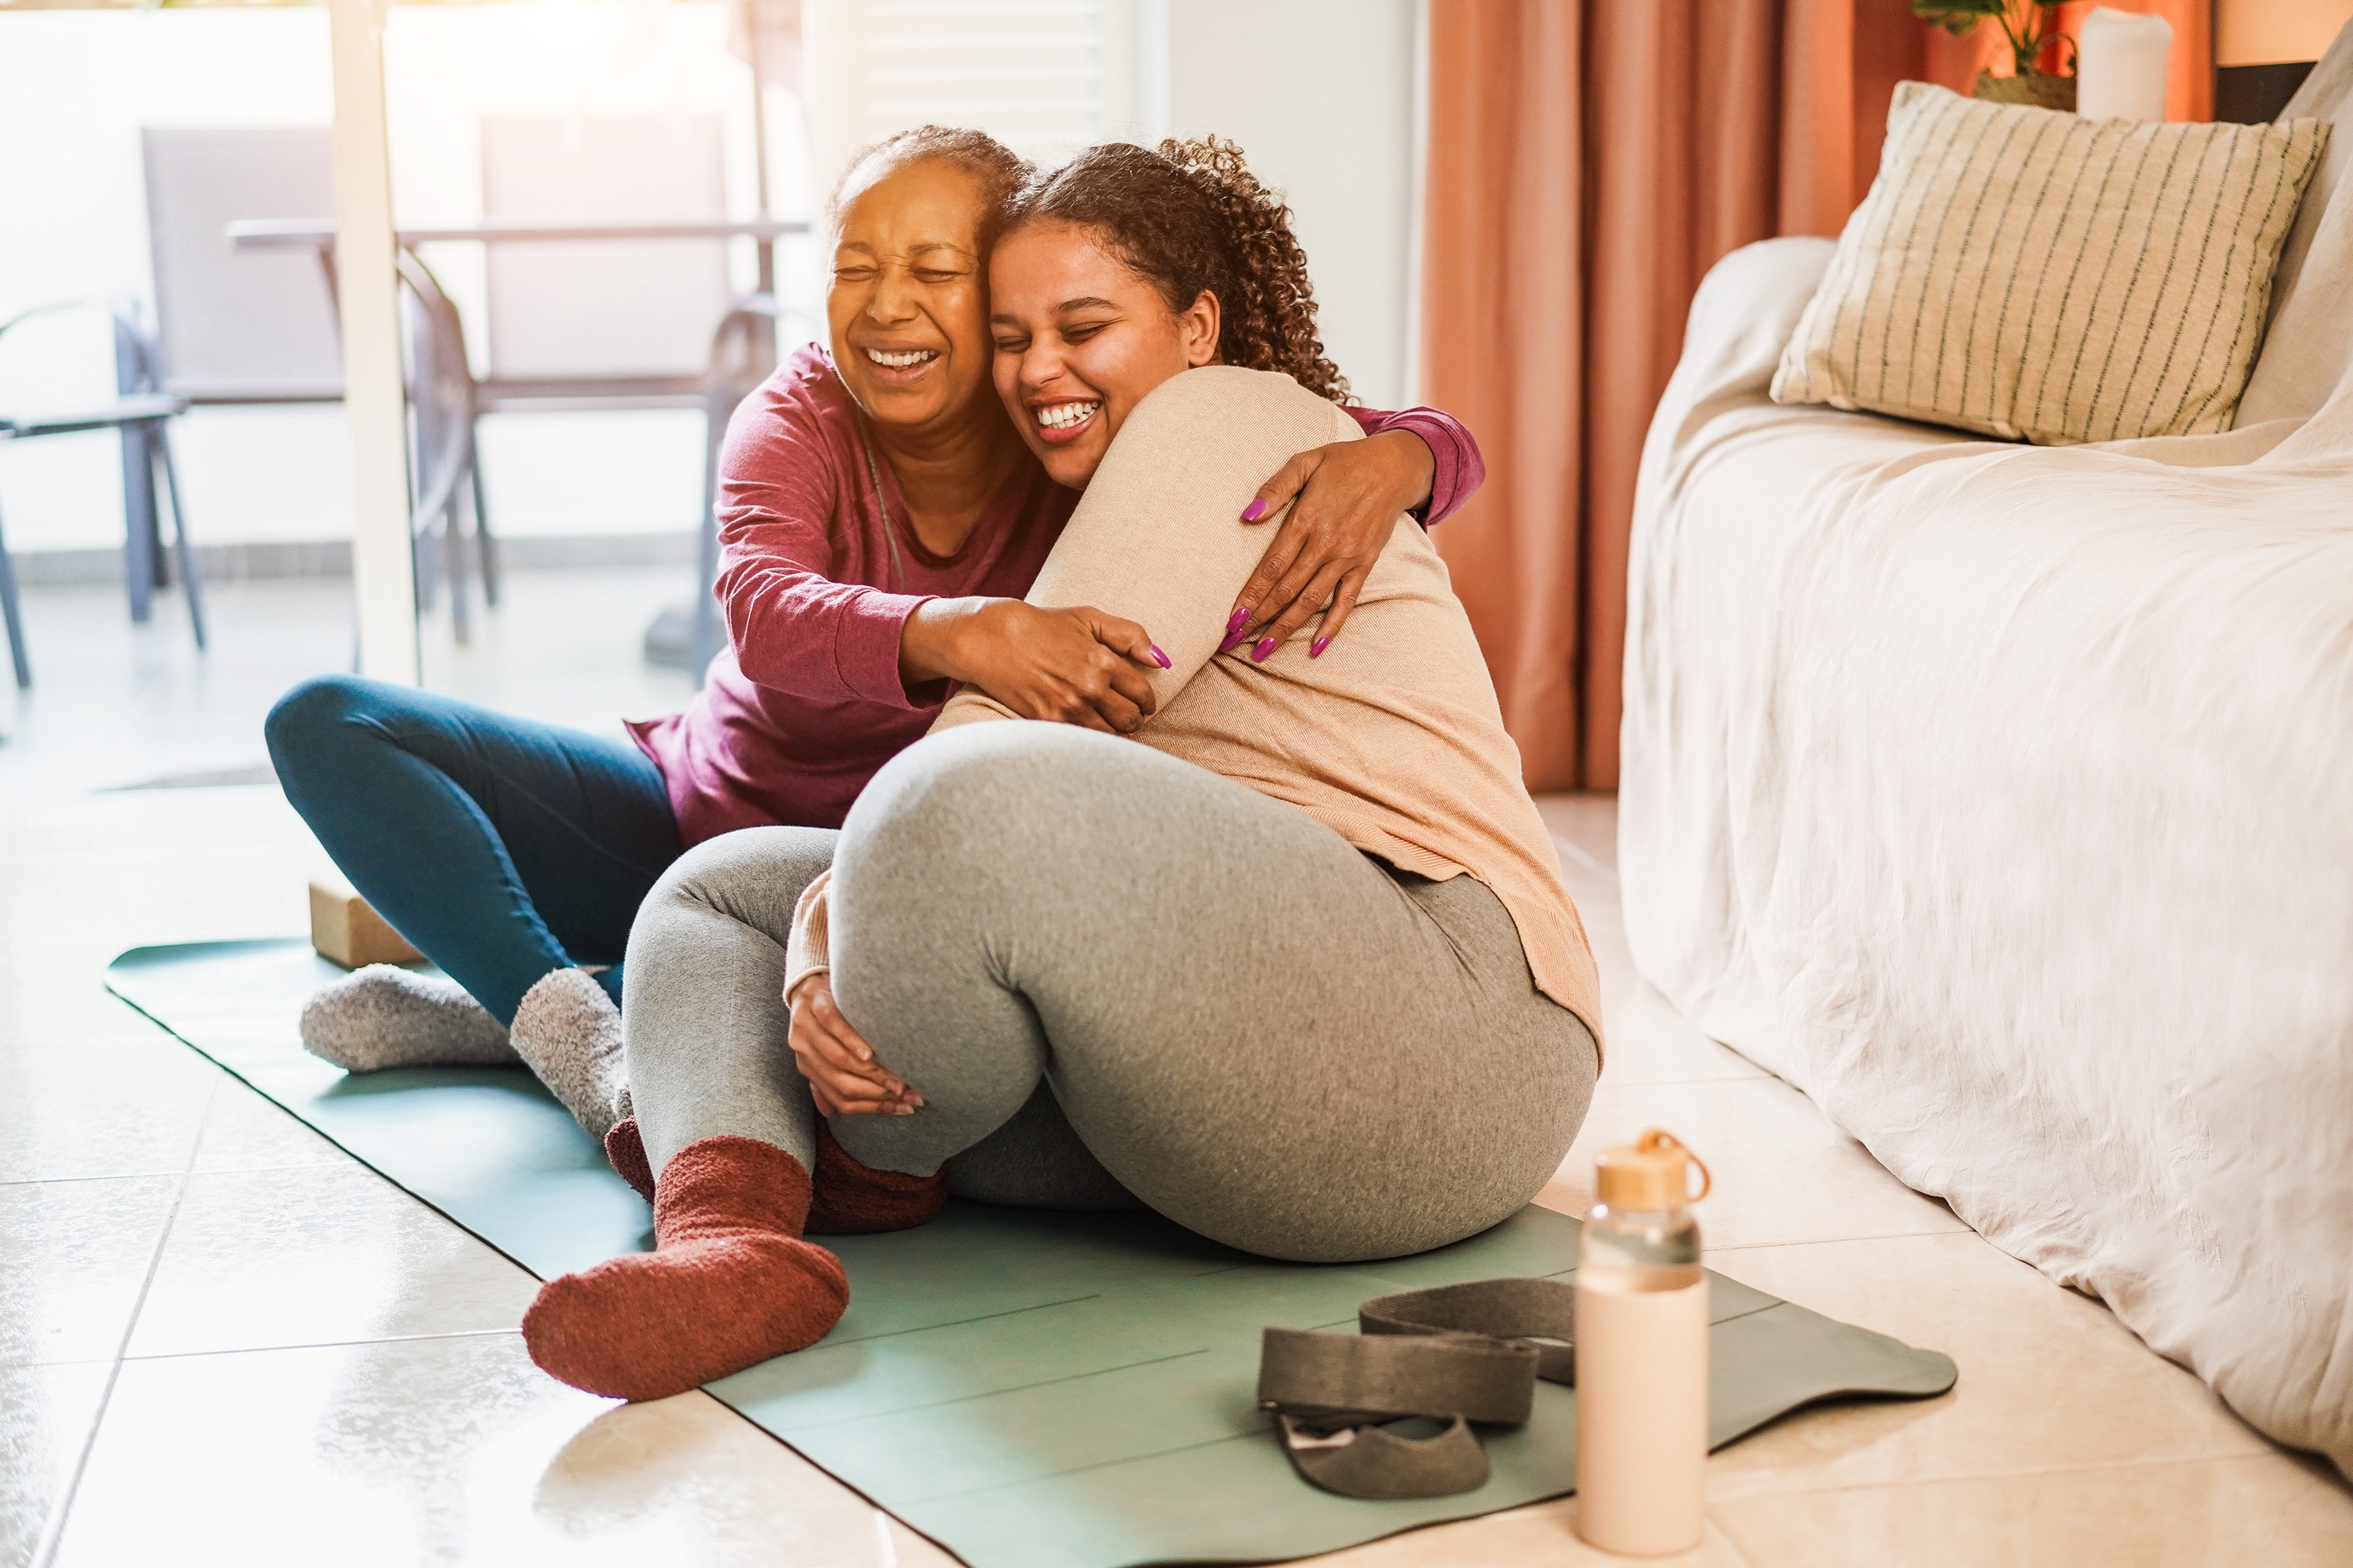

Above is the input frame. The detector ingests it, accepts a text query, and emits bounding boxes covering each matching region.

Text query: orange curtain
[1422,0,2210,790]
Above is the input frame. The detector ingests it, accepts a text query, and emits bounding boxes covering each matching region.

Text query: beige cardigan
[787,367,1601,1047]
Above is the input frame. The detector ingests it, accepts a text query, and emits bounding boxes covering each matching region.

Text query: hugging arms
[521,142,1599,1402]
[267,126,1484,1135]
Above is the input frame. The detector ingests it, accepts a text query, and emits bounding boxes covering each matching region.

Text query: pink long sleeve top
[628,345,1487,845]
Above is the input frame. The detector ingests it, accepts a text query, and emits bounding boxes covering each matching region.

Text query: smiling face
[988,219,1219,488]
[827,156,1000,437]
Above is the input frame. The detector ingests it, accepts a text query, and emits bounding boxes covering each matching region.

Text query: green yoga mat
[109,939,1958,1568]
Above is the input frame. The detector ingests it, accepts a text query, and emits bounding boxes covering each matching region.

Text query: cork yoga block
[308,879,423,969]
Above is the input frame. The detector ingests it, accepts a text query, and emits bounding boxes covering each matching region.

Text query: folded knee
[643,826,833,930]
[263,676,406,792]
[643,835,756,922]
[850,725,1143,867]
[264,673,376,755]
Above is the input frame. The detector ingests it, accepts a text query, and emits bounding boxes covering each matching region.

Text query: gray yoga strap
[1259,1273,1962,1502]
[1257,1278,1579,1500]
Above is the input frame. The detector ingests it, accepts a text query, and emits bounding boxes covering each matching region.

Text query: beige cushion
[2238,17,2353,426]
[1772,81,2330,445]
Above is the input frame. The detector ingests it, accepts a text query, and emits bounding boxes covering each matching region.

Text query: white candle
[2078,7,2174,121]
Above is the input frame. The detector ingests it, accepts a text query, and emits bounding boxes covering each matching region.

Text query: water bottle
[1574,1128,1712,1555]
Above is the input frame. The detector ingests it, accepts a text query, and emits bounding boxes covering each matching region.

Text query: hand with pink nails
[1227,428,1437,661]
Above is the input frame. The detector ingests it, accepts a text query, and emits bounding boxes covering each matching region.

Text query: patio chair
[147,125,499,642]
[170,117,776,661]
[479,116,773,676]
[139,128,338,626]
[688,292,784,676]
[0,300,204,689]
[478,115,736,405]
[396,251,497,642]
[143,127,344,405]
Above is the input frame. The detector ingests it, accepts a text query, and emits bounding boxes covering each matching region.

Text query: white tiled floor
[4,572,2350,1566]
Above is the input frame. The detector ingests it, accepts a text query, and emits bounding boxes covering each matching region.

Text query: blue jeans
[265,675,682,1025]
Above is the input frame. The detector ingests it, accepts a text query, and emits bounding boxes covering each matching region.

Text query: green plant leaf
[1909,0,2005,37]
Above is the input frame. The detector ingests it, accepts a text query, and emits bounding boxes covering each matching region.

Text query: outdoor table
[230,215,809,668]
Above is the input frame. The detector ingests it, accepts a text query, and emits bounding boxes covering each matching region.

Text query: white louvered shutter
[806,0,1144,180]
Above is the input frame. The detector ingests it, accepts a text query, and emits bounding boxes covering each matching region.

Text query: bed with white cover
[1620,37,2353,1474]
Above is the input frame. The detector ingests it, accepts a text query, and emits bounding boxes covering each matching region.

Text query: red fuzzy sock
[805,1116,948,1235]
[522,1135,848,1401]
[604,1116,654,1202]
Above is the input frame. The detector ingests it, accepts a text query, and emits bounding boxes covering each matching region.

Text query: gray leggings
[623,723,1598,1263]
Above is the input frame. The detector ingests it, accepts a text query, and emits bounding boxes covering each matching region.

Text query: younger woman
[520,139,1598,1402]
[266,127,1485,1137]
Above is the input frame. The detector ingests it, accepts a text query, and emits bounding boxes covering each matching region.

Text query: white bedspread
[1620,235,2353,1474]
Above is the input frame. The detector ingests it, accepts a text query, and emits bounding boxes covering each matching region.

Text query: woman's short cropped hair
[827,125,1032,247]
[1005,136,1351,404]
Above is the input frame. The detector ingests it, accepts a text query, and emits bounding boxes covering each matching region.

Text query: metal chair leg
[406,388,434,616]
[689,380,730,680]
[154,422,206,651]
[0,498,30,689]
[113,316,160,623]
[444,492,471,646]
[120,427,157,625]
[150,493,170,591]
[412,527,438,615]
[469,426,499,608]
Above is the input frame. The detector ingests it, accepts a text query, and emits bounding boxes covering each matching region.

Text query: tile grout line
[1702,1506,1765,1568]
[118,1326,526,1364]
[1704,1223,1977,1254]
[1551,837,1609,875]
[0,1171,192,1190]
[1705,1446,2322,1510]
[1545,824,1618,884]
[29,1074,222,1568]
[1703,1231,1976,1260]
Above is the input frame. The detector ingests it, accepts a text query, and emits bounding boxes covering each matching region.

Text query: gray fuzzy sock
[509,966,627,1139]
[299,965,518,1072]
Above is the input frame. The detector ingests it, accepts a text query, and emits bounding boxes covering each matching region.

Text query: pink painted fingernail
[1225,606,1249,634]
[1252,636,1278,663]
[1241,498,1268,522]
[1150,644,1172,669]
[1310,636,1331,658]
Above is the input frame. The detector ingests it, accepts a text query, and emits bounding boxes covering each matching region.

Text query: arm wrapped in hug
[931,367,1384,732]
[783,871,833,1000]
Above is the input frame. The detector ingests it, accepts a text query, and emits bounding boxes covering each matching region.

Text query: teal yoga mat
[109,939,1957,1567]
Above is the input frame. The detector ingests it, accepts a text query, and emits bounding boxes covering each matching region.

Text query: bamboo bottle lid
[1594,1129,1712,1209]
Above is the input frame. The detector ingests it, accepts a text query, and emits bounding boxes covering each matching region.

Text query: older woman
[522,138,1596,1404]
[264,127,1485,1135]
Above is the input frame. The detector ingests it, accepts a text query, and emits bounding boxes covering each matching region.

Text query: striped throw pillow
[1772,82,2330,445]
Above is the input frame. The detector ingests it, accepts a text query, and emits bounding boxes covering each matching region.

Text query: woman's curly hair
[1003,136,1352,403]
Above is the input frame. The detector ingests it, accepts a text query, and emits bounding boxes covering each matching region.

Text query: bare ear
[1181,290,1221,367]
